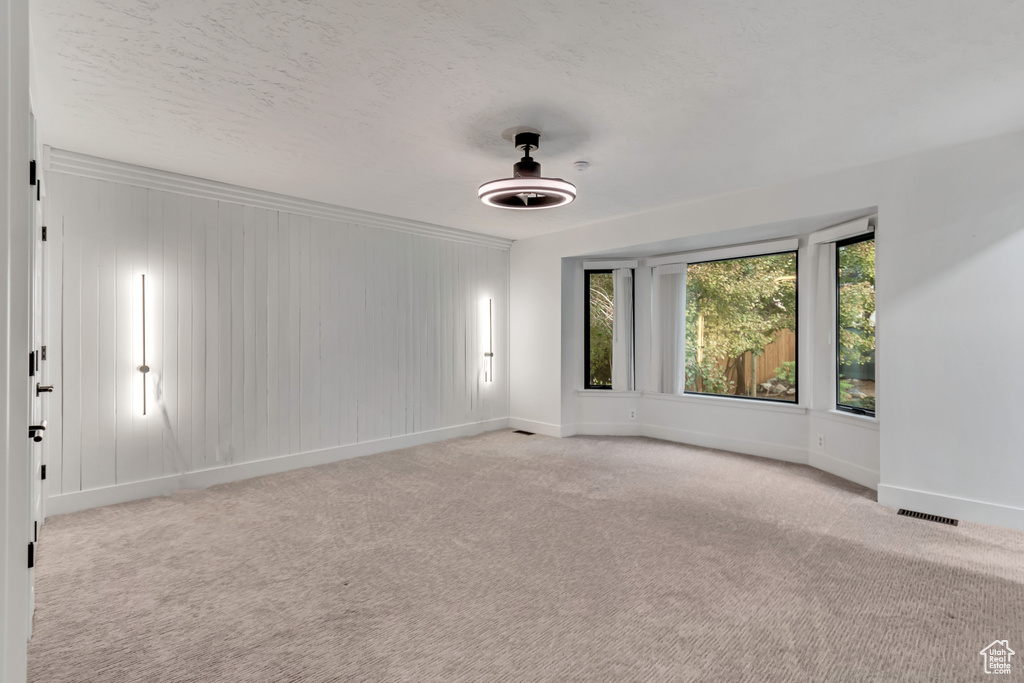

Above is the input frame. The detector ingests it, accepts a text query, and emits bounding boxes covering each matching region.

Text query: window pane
[685,252,797,402]
[586,271,614,387]
[837,237,875,413]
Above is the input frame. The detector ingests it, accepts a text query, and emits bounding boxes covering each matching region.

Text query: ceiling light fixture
[479,131,576,210]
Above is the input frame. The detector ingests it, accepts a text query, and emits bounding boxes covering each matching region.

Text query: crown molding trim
[47,148,513,250]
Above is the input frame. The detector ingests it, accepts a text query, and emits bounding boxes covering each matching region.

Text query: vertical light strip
[139,273,149,415]
[485,298,494,382]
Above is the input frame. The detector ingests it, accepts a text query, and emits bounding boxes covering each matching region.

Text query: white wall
[45,153,510,513]
[1,0,33,680]
[510,128,1024,530]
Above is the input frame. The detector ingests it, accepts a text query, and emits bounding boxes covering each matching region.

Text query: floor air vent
[897,509,959,526]
[513,430,535,435]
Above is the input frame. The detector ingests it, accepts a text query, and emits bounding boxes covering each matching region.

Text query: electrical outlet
[816,434,825,449]
[629,409,636,421]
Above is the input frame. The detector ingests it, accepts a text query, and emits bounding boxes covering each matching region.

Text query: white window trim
[643,391,808,415]
[808,216,874,245]
[645,237,799,268]
[828,228,877,419]
[582,259,639,270]
[583,265,636,391]
[813,408,880,430]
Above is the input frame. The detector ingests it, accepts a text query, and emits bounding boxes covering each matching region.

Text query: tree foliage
[588,273,614,385]
[684,253,796,396]
[838,238,875,409]
[837,239,875,367]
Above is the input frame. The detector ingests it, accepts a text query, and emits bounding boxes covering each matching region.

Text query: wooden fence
[717,329,796,388]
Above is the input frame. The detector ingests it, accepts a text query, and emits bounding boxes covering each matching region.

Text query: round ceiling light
[478,132,576,210]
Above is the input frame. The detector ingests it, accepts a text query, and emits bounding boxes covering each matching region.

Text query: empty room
[2,0,1023,681]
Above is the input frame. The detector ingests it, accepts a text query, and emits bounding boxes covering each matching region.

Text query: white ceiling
[30,0,1024,241]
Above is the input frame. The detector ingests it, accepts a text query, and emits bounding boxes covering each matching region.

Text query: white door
[27,123,50,633]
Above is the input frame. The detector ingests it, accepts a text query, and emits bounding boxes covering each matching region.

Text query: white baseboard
[508,417,572,438]
[47,418,509,516]
[642,424,809,465]
[515,419,880,491]
[573,422,644,437]
[809,451,880,490]
[878,484,1024,532]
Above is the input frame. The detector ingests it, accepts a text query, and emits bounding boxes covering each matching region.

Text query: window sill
[576,390,641,398]
[641,391,808,415]
[812,409,879,431]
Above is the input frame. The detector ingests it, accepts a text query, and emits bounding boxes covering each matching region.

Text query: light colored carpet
[28,430,1024,682]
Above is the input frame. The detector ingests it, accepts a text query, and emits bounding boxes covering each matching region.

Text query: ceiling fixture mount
[479,131,576,210]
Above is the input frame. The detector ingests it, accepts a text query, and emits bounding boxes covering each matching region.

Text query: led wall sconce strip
[138,274,150,415]
[484,298,494,383]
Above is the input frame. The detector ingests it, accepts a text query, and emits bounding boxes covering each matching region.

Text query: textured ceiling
[31,0,1024,240]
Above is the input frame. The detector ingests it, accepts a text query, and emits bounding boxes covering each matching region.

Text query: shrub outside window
[836,235,875,415]
[585,270,614,388]
[684,251,798,402]
[585,268,634,390]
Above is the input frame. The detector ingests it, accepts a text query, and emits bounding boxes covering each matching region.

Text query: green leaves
[588,272,615,386]
[838,239,875,367]
[684,253,797,395]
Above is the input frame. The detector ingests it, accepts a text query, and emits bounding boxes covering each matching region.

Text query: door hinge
[41,345,47,360]
[28,542,34,568]
[41,464,46,480]
[29,350,36,377]
[42,225,47,241]
[30,160,36,186]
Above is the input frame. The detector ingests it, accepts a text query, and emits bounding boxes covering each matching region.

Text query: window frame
[682,248,800,405]
[834,232,875,417]
[584,269,615,390]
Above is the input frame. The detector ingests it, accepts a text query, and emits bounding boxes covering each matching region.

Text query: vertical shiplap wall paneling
[275,213,290,458]
[462,242,473,420]
[266,212,280,458]
[287,214,302,455]
[229,202,245,465]
[384,229,399,438]
[200,196,219,473]
[341,223,359,445]
[78,178,100,491]
[96,182,117,485]
[426,237,440,432]
[176,193,193,473]
[49,172,509,494]
[145,188,163,479]
[408,235,419,433]
[110,180,131,488]
[217,202,233,465]
[242,206,257,463]
[298,215,314,452]
[189,196,205,473]
[253,208,269,462]
[368,227,380,440]
[45,172,65,497]
[161,190,181,475]
[320,219,338,449]
[308,217,323,450]
[438,239,449,430]
[401,234,412,435]
[126,184,150,484]
[61,173,83,493]
[93,180,116,488]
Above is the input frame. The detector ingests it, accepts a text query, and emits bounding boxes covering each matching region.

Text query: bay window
[836,234,875,415]
[584,267,634,390]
